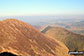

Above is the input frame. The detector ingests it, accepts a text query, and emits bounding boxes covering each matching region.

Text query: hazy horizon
[0,0,84,25]
[0,15,84,25]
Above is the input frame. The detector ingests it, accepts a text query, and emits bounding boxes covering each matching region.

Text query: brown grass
[42,26,84,56]
[0,19,70,56]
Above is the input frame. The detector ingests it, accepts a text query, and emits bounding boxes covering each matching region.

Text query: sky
[0,0,84,17]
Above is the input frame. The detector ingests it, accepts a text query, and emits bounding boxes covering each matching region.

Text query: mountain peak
[2,18,18,22]
[0,19,70,56]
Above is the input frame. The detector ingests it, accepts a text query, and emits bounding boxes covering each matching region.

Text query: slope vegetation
[0,19,70,56]
[42,26,84,54]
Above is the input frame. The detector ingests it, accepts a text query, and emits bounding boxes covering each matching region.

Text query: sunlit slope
[0,19,70,56]
[42,26,84,52]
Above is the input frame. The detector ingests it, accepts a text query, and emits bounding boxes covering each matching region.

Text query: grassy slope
[0,19,70,56]
[42,26,84,56]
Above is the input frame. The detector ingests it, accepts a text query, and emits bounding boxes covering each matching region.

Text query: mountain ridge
[0,19,70,56]
[42,26,84,54]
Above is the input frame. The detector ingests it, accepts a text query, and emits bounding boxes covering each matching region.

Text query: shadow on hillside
[0,52,17,56]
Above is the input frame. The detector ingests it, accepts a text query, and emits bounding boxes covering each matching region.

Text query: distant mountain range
[0,19,70,56]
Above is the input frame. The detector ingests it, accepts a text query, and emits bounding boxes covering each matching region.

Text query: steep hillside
[41,26,52,33]
[0,19,70,56]
[42,26,84,55]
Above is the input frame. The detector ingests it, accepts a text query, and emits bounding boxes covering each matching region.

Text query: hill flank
[0,19,70,56]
